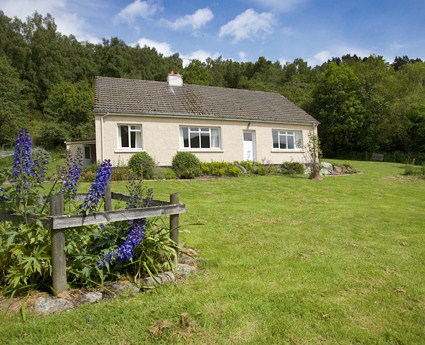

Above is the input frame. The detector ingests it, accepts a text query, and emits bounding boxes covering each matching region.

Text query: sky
[1,0,425,67]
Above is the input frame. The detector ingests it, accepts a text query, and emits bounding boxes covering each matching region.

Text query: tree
[43,80,94,140]
[311,62,366,155]
[184,59,213,85]
[0,58,27,146]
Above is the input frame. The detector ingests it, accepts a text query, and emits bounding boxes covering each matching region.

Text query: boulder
[143,271,176,287]
[82,292,103,303]
[177,263,196,277]
[34,297,74,314]
[321,162,334,175]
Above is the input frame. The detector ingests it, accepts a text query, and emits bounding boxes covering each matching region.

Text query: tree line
[1,11,424,160]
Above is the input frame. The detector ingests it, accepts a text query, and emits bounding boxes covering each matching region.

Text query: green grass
[1,161,425,344]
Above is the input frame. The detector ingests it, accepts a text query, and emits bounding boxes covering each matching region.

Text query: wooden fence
[1,186,185,294]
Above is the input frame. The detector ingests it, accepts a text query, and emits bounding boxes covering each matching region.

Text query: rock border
[1,249,199,316]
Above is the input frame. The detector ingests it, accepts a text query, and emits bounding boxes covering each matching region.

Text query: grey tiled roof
[94,76,319,125]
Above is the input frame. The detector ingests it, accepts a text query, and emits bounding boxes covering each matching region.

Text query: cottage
[70,72,319,166]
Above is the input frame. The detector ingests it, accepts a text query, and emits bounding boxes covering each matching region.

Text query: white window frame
[117,124,142,150]
[179,126,221,150]
[272,130,303,150]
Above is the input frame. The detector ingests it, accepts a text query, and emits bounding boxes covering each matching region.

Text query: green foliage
[200,162,242,177]
[127,218,178,284]
[234,161,280,175]
[152,167,177,180]
[282,162,305,174]
[128,151,155,179]
[0,221,51,293]
[43,80,94,140]
[0,57,27,146]
[172,152,201,179]
[403,164,425,177]
[38,121,70,149]
[0,129,178,295]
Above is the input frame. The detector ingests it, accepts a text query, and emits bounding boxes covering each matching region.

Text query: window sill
[178,149,224,153]
[114,148,144,153]
[271,149,304,153]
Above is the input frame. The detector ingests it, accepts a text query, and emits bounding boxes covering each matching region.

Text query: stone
[111,282,140,293]
[34,297,74,314]
[320,162,333,175]
[82,292,103,303]
[143,271,176,287]
[235,164,247,174]
[179,255,196,266]
[177,263,196,277]
[334,165,344,174]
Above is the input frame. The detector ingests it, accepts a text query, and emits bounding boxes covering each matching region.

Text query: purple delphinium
[80,159,112,214]
[11,128,33,188]
[115,219,146,261]
[32,148,50,184]
[60,148,83,200]
[98,219,146,266]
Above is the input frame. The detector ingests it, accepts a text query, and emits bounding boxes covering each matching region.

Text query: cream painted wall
[95,114,316,166]
[65,141,96,166]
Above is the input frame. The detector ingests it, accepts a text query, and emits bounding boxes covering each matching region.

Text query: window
[180,127,220,149]
[84,146,91,160]
[272,130,302,150]
[119,125,142,149]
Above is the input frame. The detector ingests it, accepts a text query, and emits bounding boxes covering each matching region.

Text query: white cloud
[219,9,275,42]
[248,0,306,12]
[307,46,373,66]
[278,56,288,66]
[115,0,160,24]
[181,49,221,67]
[169,8,214,30]
[134,37,174,56]
[1,0,100,43]
[1,0,66,19]
[54,12,100,43]
[238,51,248,62]
[307,50,333,66]
[390,42,406,51]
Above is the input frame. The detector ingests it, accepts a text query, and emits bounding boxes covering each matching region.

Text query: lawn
[1,161,424,344]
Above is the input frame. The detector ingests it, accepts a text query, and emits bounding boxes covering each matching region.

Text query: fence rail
[0,186,185,294]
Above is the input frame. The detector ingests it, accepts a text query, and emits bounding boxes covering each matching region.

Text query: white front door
[243,131,256,161]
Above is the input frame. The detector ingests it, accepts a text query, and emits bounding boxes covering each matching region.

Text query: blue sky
[2,0,425,66]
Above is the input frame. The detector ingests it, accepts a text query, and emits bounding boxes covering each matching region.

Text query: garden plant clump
[172,152,201,179]
[0,128,178,296]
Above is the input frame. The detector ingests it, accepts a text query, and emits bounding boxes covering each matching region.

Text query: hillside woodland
[1,12,425,159]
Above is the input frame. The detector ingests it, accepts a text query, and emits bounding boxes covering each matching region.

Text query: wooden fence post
[104,185,112,211]
[170,193,179,244]
[50,194,66,294]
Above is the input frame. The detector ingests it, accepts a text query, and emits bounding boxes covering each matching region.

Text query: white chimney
[167,70,183,87]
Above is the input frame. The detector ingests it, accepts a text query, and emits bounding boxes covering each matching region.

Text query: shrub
[404,164,425,177]
[152,167,177,180]
[282,162,305,175]
[228,167,242,176]
[111,166,131,181]
[200,162,243,177]
[172,152,201,179]
[128,152,155,179]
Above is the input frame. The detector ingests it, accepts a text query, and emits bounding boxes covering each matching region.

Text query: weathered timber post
[170,193,179,244]
[50,194,67,294]
[104,185,112,211]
